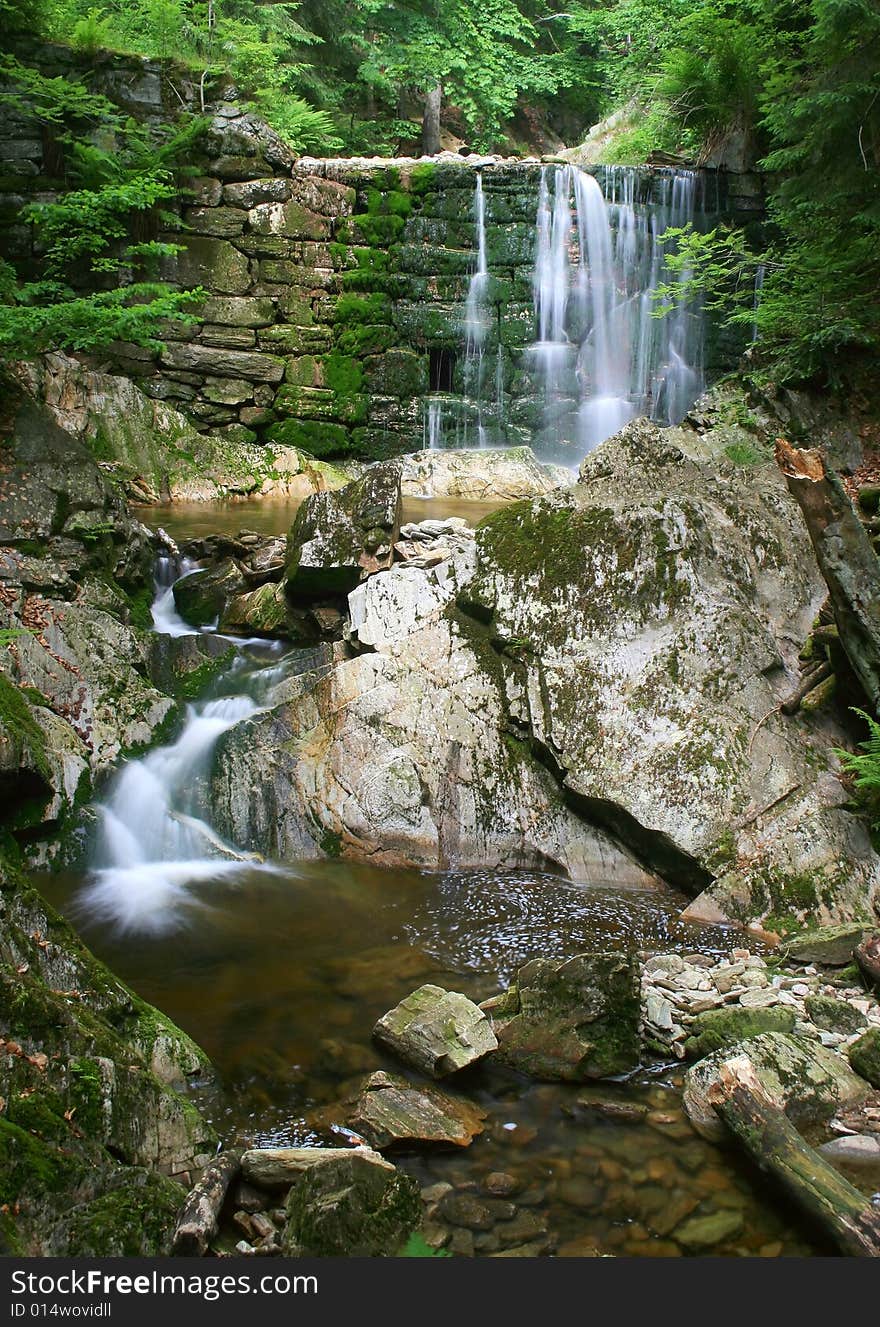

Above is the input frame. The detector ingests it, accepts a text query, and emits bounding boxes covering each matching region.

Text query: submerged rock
[285,461,402,595]
[282,1145,420,1257]
[683,1031,870,1141]
[317,1070,487,1151]
[482,953,640,1081]
[373,984,498,1078]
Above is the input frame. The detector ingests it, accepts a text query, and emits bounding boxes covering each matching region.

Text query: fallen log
[171,1149,242,1257]
[776,438,880,710]
[707,1054,880,1257]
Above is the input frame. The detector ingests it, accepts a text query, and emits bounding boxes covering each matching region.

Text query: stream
[35,516,830,1258]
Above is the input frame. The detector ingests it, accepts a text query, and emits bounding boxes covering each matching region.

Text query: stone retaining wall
[0,46,768,463]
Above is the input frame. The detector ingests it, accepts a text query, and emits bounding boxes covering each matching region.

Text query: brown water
[37,862,829,1257]
[137,495,508,545]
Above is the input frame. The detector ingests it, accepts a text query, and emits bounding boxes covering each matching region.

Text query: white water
[462,172,491,448]
[424,397,444,450]
[80,564,288,933]
[529,164,705,465]
[151,555,202,636]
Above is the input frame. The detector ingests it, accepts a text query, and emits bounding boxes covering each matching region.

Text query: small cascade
[80,564,290,933]
[151,554,201,637]
[528,164,707,465]
[751,262,766,343]
[424,397,444,450]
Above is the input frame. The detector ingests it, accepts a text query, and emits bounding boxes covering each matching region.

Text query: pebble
[483,1171,519,1197]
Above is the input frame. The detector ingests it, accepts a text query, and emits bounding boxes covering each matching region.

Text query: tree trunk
[171,1150,242,1256]
[708,1054,880,1257]
[776,438,880,709]
[422,84,442,156]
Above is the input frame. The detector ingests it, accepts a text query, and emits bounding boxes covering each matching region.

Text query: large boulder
[848,1028,880,1087]
[481,953,641,1081]
[373,985,497,1078]
[464,418,880,924]
[285,461,402,596]
[683,1031,870,1141]
[282,1145,420,1256]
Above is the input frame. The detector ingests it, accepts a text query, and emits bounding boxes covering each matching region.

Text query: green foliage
[397,1230,452,1257]
[835,709,880,828]
[0,55,208,360]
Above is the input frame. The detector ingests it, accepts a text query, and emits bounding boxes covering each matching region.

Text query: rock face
[320,1071,487,1151]
[373,985,497,1078]
[20,354,349,504]
[283,1145,421,1256]
[285,462,402,595]
[482,953,641,1081]
[0,396,176,838]
[683,1032,870,1142]
[214,406,880,927]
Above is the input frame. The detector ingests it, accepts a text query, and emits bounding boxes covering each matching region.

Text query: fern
[835,709,880,827]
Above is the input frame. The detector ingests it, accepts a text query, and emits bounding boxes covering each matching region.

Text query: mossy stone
[684,1005,797,1060]
[848,1027,880,1087]
[805,994,868,1036]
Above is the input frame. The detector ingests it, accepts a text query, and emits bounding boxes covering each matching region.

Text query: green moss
[408,163,438,196]
[339,213,406,246]
[324,352,364,395]
[335,292,394,326]
[0,669,51,784]
[335,323,397,357]
[266,419,352,456]
[68,1058,106,1135]
[64,1171,185,1257]
[320,828,342,857]
[684,1006,797,1060]
[0,1118,83,1204]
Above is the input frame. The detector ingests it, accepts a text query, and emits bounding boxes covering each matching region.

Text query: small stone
[232,1211,255,1239]
[483,1172,520,1197]
[439,1192,495,1231]
[806,994,869,1036]
[234,1240,255,1255]
[849,1027,880,1087]
[448,1228,475,1257]
[738,987,780,1008]
[421,1182,453,1204]
[250,1212,275,1240]
[818,1135,880,1165]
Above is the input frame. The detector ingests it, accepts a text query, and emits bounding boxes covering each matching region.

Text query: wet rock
[285,462,402,596]
[805,994,868,1036]
[438,1191,495,1231]
[683,1032,870,1141]
[373,984,497,1078]
[782,924,875,968]
[241,1146,366,1190]
[482,953,640,1081]
[219,582,290,637]
[340,1070,487,1151]
[282,1146,420,1257]
[483,1171,520,1197]
[173,559,246,627]
[848,1028,880,1087]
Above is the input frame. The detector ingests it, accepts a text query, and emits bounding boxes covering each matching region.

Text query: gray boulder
[373,984,497,1078]
[316,1070,487,1151]
[285,461,402,595]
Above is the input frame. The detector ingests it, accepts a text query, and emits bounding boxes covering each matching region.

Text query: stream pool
[37,862,830,1258]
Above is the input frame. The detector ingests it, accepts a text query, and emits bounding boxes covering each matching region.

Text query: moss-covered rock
[283,1147,420,1257]
[482,952,640,1081]
[173,559,246,627]
[805,994,868,1035]
[847,1027,880,1087]
[683,1005,797,1060]
[285,462,402,596]
[0,851,216,1254]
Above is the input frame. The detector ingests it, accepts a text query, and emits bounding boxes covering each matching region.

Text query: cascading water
[80,562,290,933]
[528,164,707,466]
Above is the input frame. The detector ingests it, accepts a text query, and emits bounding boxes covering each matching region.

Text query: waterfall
[751,263,766,343]
[528,164,706,466]
[79,564,289,933]
[462,172,491,448]
[151,554,201,637]
[424,397,444,450]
